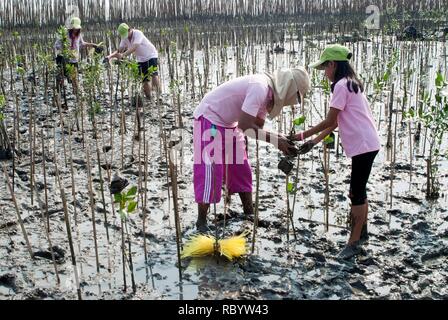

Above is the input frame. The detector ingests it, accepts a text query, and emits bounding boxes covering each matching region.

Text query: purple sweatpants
[193,116,253,204]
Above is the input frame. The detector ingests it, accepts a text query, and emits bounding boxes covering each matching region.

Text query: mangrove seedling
[114,185,138,293]
[323,133,335,149]
[372,49,399,105]
[114,186,138,220]
[406,71,448,199]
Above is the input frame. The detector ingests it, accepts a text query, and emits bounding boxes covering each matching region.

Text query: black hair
[68,29,81,38]
[328,55,364,94]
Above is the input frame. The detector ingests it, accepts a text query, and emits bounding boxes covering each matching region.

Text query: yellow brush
[181,232,249,261]
[182,161,249,262]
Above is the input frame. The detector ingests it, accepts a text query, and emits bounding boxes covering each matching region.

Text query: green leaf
[287,183,296,194]
[114,193,122,203]
[293,116,306,127]
[17,67,25,75]
[324,135,334,145]
[435,72,444,88]
[127,201,137,214]
[124,196,135,202]
[127,186,138,197]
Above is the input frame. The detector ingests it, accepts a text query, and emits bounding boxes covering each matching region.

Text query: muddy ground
[0,37,448,300]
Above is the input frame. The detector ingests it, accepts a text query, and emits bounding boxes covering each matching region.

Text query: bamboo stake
[66,115,79,227]
[251,139,260,254]
[168,143,183,280]
[3,165,34,259]
[142,141,149,263]
[36,130,60,284]
[85,137,101,274]
[54,157,82,300]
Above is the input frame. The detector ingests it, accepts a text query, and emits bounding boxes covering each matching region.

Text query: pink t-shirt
[193,74,272,128]
[331,78,381,158]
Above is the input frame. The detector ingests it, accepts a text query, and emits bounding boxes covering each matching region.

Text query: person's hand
[298,141,315,154]
[278,136,299,156]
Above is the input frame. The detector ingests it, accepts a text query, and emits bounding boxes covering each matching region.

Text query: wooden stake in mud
[38,127,60,284]
[168,144,183,280]
[124,218,137,293]
[120,214,127,292]
[40,127,51,232]
[251,139,260,254]
[3,166,34,260]
[66,117,79,226]
[28,90,35,207]
[92,120,110,243]
[85,138,101,274]
[291,155,301,229]
[56,94,68,168]
[142,141,149,263]
[323,144,330,232]
[54,158,82,300]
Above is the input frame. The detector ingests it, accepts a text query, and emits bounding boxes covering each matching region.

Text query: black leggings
[349,150,379,206]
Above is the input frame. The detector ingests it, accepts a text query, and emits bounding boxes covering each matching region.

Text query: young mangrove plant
[114,185,138,293]
[373,50,399,125]
[55,26,77,99]
[406,72,448,199]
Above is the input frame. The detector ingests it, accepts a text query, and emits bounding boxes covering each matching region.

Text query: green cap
[70,17,82,30]
[309,44,351,69]
[118,23,130,40]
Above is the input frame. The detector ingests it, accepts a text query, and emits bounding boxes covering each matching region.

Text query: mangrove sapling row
[2,0,448,30]
[406,72,448,199]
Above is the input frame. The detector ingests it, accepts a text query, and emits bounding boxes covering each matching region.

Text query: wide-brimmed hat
[265,67,311,119]
[69,17,82,30]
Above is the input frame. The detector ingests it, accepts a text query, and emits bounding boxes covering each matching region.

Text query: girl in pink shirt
[294,44,381,259]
